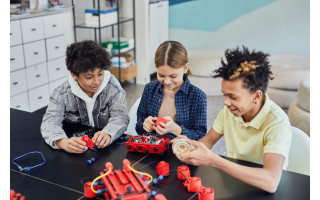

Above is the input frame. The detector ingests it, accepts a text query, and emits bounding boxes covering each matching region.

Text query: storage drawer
[10,20,22,46]
[49,77,67,94]
[47,57,68,81]
[10,69,27,96]
[46,36,66,60]
[28,84,50,112]
[10,45,25,71]
[24,40,46,67]
[11,92,29,112]
[43,14,64,38]
[21,17,45,43]
[26,62,48,89]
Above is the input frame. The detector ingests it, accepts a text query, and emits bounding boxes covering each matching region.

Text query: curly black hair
[212,46,273,94]
[65,40,111,76]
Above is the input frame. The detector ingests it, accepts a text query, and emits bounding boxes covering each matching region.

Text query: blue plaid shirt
[136,76,207,140]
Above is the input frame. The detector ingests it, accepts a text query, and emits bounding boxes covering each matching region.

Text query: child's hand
[92,131,111,148]
[154,116,182,136]
[143,116,157,132]
[56,137,88,153]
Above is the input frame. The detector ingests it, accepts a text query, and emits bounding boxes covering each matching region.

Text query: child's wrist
[56,138,67,149]
[172,123,182,136]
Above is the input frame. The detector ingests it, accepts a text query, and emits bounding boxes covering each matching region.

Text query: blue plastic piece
[97,189,103,195]
[153,179,158,184]
[144,181,148,185]
[159,175,164,180]
[151,191,157,196]
[140,174,144,178]
[93,182,98,186]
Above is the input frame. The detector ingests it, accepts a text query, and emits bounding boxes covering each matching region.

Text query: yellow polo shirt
[213,94,292,169]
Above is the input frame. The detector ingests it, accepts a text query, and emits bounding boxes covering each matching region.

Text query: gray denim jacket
[40,74,130,149]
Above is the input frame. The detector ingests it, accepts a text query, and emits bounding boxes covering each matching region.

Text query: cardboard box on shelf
[108,63,137,82]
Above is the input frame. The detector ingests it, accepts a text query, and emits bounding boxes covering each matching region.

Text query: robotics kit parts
[10,190,25,200]
[125,136,170,155]
[183,177,202,193]
[177,165,190,180]
[156,161,170,176]
[84,159,153,199]
[172,139,192,154]
[198,187,215,200]
[81,135,95,149]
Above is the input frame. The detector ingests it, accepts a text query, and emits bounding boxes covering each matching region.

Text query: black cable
[187,192,198,200]
[161,170,189,183]
[81,177,93,185]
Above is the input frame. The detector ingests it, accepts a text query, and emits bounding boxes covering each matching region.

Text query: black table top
[10,109,310,200]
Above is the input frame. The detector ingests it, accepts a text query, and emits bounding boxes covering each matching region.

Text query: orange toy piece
[81,135,94,149]
[177,165,190,180]
[198,186,214,200]
[183,177,202,192]
[156,161,170,176]
[155,117,167,128]
[154,194,167,200]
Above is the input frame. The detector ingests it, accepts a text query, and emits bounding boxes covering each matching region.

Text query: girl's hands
[154,116,182,136]
[143,116,157,132]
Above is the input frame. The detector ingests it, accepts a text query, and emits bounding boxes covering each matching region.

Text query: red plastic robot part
[154,194,167,200]
[81,135,94,149]
[10,190,26,200]
[198,186,214,200]
[155,117,167,128]
[156,161,169,176]
[177,165,190,180]
[84,181,97,198]
[183,177,202,192]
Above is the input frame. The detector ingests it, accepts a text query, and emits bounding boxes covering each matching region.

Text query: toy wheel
[128,145,131,149]
[145,150,148,153]
[153,147,158,151]
[138,146,142,150]
[134,149,137,152]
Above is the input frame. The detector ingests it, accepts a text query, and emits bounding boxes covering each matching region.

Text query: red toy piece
[155,117,167,128]
[183,177,202,192]
[156,161,169,176]
[84,159,152,199]
[154,194,167,200]
[10,190,25,200]
[198,186,214,200]
[81,135,94,149]
[177,165,190,180]
[125,136,170,155]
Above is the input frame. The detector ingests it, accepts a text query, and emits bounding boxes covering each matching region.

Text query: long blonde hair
[154,41,192,77]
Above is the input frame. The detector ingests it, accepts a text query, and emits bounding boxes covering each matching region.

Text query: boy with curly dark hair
[173,46,292,193]
[41,40,129,153]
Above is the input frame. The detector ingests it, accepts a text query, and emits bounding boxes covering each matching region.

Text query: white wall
[169,0,310,56]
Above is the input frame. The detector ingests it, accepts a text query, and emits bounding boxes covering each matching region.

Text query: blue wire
[12,151,46,172]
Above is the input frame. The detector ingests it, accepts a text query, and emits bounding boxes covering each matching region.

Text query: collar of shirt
[156,75,191,95]
[235,94,271,129]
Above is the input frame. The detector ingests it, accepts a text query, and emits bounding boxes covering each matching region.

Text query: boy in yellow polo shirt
[173,46,292,193]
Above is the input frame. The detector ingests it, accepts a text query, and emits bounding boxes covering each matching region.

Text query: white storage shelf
[10,13,69,112]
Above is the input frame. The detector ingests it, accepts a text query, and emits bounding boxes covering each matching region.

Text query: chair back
[286,126,310,175]
[125,97,141,136]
